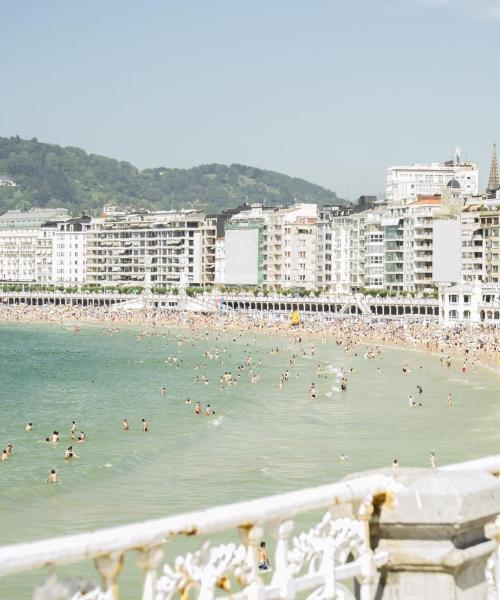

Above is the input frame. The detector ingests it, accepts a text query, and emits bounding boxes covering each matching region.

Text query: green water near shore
[0,322,499,597]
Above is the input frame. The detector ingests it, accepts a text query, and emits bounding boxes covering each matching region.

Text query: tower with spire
[486,142,500,196]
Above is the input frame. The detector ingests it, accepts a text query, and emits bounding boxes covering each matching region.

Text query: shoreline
[0,304,499,377]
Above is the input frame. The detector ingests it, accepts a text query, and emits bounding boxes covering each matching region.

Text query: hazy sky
[1,0,499,199]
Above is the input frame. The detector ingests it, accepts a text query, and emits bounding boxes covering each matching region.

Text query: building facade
[85,210,216,288]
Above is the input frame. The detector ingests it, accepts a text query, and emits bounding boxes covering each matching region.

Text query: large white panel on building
[433,220,460,283]
[225,228,259,285]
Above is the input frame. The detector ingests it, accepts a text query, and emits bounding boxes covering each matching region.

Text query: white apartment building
[266,204,317,289]
[316,206,363,293]
[85,210,217,288]
[385,154,478,206]
[402,197,441,292]
[214,238,225,285]
[460,204,484,283]
[0,208,70,283]
[224,203,317,289]
[47,218,90,284]
[363,211,385,289]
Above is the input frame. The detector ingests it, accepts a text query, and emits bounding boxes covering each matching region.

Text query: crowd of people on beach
[1,302,498,482]
[0,302,498,367]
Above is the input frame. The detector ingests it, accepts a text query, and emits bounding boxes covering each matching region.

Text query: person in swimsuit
[258,541,270,571]
[47,469,58,483]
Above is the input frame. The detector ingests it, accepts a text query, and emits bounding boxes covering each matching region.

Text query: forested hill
[0,136,341,215]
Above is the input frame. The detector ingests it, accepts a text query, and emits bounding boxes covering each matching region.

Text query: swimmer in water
[47,468,58,483]
[142,418,149,432]
[77,431,86,442]
[64,446,78,460]
[51,431,59,443]
[122,418,129,431]
[70,421,77,435]
[417,385,423,395]
[25,422,33,432]
[430,452,437,469]
[392,459,399,469]
[160,387,166,396]
[309,383,316,399]
[1,448,8,462]
[195,402,201,415]
[205,404,211,416]
[186,398,191,404]
[447,393,453,408]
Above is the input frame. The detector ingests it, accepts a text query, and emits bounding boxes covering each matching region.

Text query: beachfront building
[85,210,217,288]
[224,203,318,290]
[224,204,274,287]
[460,203,485,283]
[459,199,500,285]
[214,237,225,285]
[316,205,357,293]
[0,208,70,283]
[315,199,378,293]
[266,204,317,289]
[35,217,91,285]
[385,151,478,206]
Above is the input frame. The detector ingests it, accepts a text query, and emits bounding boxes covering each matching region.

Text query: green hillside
[0,136,341,215]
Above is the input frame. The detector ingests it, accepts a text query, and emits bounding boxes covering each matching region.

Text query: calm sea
[0,322,499,597]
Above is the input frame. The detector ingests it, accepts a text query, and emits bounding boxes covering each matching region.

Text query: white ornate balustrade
[3,457,500,599]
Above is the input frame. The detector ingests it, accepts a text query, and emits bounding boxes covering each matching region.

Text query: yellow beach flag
[291,310,300,326]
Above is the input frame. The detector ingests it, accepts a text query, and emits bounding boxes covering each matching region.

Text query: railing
[4,457,500,599]
[0,473,392,600]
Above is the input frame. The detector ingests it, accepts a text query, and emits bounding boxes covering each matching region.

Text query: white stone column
[367,468,500,599]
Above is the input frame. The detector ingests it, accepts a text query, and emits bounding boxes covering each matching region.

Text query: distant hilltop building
[385,148,478,206]
[0,176,16,187]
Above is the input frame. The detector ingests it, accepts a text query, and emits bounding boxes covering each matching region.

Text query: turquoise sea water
[0,322,499,597]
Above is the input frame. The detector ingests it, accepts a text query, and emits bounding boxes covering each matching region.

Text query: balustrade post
[357,499,376,600]
[135,544,164,600]
[485,516,500,599]
[239,524,266,600]
[321,537,336,599]
[94,551,124,600]
[271,519,295,599]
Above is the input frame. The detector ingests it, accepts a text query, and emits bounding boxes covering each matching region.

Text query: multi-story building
[0,208,70,283]
[460,204,484,283]
[214,238,225,285]
[316,202,371,293]
[36,217,91,285]
[480,207,500,284]
[403,196,443,292]
[385,152,478,206]
[266,204,317,289]
[85,210,216,288]
[224,203,317,289]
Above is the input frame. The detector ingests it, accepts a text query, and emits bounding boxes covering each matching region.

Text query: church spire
[486,142,500,195]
